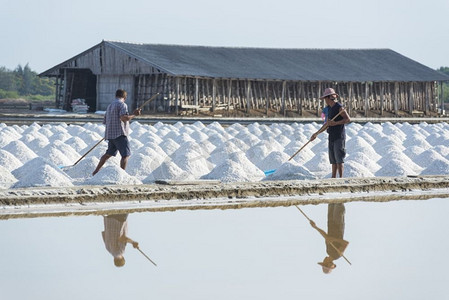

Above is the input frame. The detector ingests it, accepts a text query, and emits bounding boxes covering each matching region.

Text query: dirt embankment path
[1,176,449,218]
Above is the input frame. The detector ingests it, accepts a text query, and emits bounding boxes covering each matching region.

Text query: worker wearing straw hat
[311,88,351,178]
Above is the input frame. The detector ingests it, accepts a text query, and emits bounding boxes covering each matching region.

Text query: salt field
[1,120,449,189]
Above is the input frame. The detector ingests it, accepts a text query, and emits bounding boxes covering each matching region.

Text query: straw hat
[320,88,339,99]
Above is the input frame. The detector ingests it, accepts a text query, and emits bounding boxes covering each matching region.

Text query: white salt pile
[12,157,73,188]
[262,161,315,181]
[84,165,142,186]
[3,140,38,163]
[0,165,17,189]
[0,149,23,171]
[64,156,100,180]
[144,159,194,183]
[1,119,449,189]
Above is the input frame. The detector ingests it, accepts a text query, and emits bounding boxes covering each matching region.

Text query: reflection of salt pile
[263,161,315,181]
[85,165,142,185]
[12,157,73,188]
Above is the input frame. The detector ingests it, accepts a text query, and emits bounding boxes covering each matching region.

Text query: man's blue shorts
[328,138,346,164]
[106,135,131,157]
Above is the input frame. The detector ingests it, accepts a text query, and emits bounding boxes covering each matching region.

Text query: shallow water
[1,198,448,300]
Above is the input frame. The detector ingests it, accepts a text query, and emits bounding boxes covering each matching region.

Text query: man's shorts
[328,138,346,164]
[106,135,131,158]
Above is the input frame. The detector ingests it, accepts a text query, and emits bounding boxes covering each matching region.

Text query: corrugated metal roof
[42,40,449,82]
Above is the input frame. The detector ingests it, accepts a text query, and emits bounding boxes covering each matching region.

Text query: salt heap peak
[12,157,74,188]
[0,149,23,171]
[85,165,142,186]
[144,159,194,183]
[304,152,332,178]
[377,150,423,173]
[414,149,449,168]
[3,140,38,163]
[173,151,214,179]
[127,152,165,180]
[262,161,315,181]
[421,159,449,175]
[257,151,290,171]
[343,160,375,178]
[375,158,419,177]
[64,156,100,180]
[346,152,381,173]
[0,165,17,189]
[64,136,88,153]
[159,139,180,155]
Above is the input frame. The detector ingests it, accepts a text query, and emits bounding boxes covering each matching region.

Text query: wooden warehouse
[40,40,449,117]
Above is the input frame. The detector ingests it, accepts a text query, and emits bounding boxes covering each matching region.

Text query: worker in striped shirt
[102,214,139,267]
[93,89,141,176]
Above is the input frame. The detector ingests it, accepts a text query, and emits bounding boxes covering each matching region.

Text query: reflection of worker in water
[310,204,349,274]
[102,214,139,267]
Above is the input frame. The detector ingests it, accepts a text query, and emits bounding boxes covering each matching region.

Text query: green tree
[0,64,55,100]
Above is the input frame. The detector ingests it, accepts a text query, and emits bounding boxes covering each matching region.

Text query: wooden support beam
[282,81,286,116]
[246,80,251,113]
[364,82,369,117]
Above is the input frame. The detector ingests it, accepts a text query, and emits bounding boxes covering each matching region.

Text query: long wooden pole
[288,109,344,161]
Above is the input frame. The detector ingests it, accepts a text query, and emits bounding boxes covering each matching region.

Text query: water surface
[1,198,447,300]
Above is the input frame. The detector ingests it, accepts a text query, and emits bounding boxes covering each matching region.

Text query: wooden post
[298,82,303,116]
[380,82,384,116]
[409,82,414,114]
[364,82,369,117]
[265,81,269,115]
[282,81,286,116]
[246,80,251,113]
[175,77,180,115]
[212,78,216,112]
[227,79,232,111]
[348,82,353,117]
[194,77,199,107]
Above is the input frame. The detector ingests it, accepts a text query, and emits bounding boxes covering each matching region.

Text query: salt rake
[263,109,345,176]
[58,92,160,169]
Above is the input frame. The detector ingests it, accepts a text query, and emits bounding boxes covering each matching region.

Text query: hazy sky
[1,0,448,73]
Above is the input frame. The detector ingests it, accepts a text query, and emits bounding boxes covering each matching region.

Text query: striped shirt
[104,98,130,140]
[102,215,128,258]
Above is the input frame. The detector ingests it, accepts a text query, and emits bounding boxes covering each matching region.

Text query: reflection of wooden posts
[295,205,352,266]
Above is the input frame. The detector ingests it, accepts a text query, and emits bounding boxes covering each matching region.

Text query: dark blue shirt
[327,102,345,142]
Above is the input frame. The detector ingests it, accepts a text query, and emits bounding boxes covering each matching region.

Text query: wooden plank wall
[134,75,440,116]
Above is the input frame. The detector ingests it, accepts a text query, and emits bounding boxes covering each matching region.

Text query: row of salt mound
[2,120,448,188]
